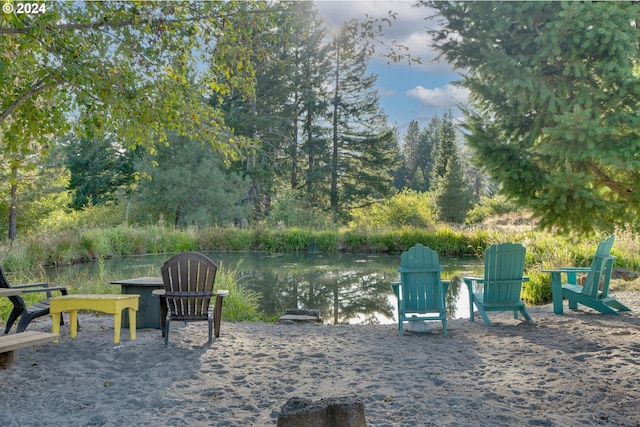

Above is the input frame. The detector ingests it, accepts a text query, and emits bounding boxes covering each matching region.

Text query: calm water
[49,252,483,325]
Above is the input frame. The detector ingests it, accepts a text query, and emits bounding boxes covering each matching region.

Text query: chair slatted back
[581,235,615,298]
[397,244,445,312]
[161,252,218,321]
[483,242,526,304]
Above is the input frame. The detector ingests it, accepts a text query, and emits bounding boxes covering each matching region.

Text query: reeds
[2,224,640,319]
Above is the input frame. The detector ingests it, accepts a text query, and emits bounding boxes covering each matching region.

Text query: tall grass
[2,225,639,316]
[0,261,263,325]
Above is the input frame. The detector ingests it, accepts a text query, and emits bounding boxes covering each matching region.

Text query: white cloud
[377,87,396,97]
[315,1,454,73]
[406,84,469,109]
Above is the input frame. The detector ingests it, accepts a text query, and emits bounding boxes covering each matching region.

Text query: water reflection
[49,252,483,325]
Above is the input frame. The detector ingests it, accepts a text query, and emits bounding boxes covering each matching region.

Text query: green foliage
[430,111,473,223]
[1,1,261,156]
[465,195,517,224]
[129,134,251,228]
[328,22,398,218]
[1,2,273,240]
[5,225,640,310]
[266,191,332,229]
[349,189,435,230]
[521,272,552,305]
[0,262,264,323]
[195,227,253,252]
[425,1,640,234]
[62,136,135,210]
[215,269,263,322]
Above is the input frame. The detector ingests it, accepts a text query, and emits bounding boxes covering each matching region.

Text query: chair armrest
[215,290,229,297]
[11,282,50,289]
[542,268,592,273]
[21,286,68,294]
[19,284,68,298]
[462,277,483,286]
[152,289,166,296]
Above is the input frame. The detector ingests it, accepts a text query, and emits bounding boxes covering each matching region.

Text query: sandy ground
[1,292,639,427]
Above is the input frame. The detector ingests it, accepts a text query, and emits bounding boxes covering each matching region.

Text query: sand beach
[1,292,639,426]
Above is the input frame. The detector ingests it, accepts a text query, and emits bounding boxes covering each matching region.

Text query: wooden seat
[1,266,69,334]
[160,252,226,345]
[0,331,59,369]
[391,244,449,336]
[463,242,533,326]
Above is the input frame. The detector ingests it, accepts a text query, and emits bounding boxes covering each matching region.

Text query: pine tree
[130,134,250,228]
[327,22,397,219]
[430,111,473,223]
[425,1,640,233]
[63,135,135,209]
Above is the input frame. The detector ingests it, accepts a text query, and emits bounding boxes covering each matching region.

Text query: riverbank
[2,291,639,426]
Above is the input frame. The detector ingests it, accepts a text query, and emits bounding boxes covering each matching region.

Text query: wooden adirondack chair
[160,252,227,345]
[391,244,449,336]
[463,242,532,326]
[544,235,631,315]
[1,266,69,334]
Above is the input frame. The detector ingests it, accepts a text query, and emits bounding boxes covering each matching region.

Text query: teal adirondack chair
[544,235,631,315]
[463,242,532,326]
[391,244,449,336]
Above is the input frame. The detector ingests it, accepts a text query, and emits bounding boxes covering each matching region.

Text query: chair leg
[520,307,533,322]
[605,299,631,312]
[213,295,224,338]
[208,318,213,344]
[476,307,492,326]
[164,319,170,345]
[16,313,37,333]
[4,309,21,334]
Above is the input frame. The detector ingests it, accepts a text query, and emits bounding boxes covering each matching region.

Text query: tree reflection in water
[231,253,481,324]
[50,252,482,325]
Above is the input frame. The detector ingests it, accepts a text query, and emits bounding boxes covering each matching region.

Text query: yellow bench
[0,331,59,369]
[50,294,139,344]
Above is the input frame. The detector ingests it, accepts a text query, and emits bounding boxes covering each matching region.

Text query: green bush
[465,195,517,224]
[349,189,435,230]
[266,191,332,230]
[522,271,552,305]
[215,268,263,322]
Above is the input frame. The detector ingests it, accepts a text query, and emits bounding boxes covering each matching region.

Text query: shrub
[216,268,263,321]
[522,271,552,305]
[349,189,435,231]
[266,191,332,230]
[465,195,517,224]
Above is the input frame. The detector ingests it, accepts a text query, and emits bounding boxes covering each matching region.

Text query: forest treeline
[0,2,484,239]
[2,2,639,240]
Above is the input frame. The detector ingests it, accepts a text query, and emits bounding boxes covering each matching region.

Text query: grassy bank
[1,225,639,323]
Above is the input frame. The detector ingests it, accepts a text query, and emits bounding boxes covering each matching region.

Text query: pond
[49,252,484,325]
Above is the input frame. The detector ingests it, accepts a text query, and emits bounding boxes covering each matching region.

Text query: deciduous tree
[1,1,264,237]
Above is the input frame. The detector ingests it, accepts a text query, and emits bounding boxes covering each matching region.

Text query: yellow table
[50,294,139,344]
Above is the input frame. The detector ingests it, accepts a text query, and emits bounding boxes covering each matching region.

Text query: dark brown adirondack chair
[1,266,69,334]
[160,252,226,345]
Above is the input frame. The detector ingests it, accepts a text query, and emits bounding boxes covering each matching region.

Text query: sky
[314,0,470,136]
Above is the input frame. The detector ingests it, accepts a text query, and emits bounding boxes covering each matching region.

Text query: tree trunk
[8,165,18,240]
[291,91,299,190]
[330,43,340,215]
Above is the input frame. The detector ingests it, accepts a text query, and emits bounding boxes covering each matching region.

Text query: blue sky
[315,0,469,135]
